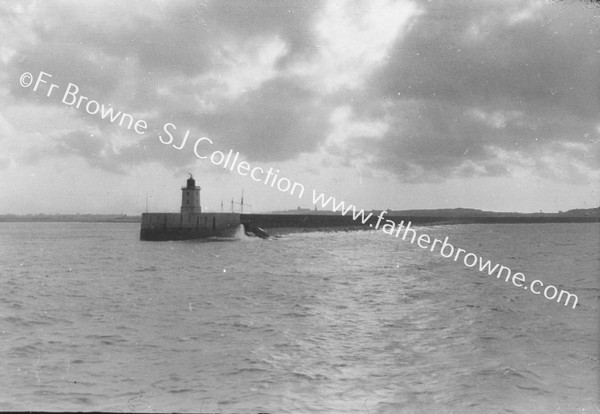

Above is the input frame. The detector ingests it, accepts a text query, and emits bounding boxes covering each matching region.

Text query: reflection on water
[0,222,598,413]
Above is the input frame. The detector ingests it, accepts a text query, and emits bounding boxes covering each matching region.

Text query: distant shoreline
[0,215,141,223]
[1,208,598,226]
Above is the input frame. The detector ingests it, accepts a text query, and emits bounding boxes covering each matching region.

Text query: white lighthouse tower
[181,174,201,214]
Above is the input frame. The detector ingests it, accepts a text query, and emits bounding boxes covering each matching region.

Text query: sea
[0,222,598,413]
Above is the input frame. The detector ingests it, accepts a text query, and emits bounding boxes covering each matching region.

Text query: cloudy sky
[1,0,599,215]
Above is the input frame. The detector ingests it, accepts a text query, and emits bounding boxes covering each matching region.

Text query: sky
[0,0,599,215]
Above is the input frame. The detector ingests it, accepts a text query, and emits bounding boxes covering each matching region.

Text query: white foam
[233,224,251,240]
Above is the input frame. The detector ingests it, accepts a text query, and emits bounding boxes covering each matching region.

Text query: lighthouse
[181,174,201,214]
[140,174,265,241]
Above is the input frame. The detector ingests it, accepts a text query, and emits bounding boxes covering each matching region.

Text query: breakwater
[240,213,600,230]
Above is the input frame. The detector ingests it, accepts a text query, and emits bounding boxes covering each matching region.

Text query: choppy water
[0,222,598,413]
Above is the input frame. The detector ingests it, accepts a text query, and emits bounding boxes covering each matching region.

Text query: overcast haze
[1,0,599,215]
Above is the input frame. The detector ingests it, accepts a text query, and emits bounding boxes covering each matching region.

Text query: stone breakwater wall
[240,214,375,229]
[239,214,600,230]
[140,212,241,240]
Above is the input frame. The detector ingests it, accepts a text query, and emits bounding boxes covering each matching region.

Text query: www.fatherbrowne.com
[312,190,579,310]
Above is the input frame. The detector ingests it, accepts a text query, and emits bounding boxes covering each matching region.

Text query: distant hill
[268,206,600,218]
[557,207,600,217]
[383,208,521,217]
[383,207,600,218]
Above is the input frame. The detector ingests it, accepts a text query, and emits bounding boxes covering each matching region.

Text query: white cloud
[467,108,526,129]
[207,35,289,98]
[465,0,546,41]
[326,105,389,147]
[291,0,419,92]
[507,0,546,25]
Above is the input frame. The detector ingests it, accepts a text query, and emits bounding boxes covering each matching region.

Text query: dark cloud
[7,0,327,168]
[346,0,600,182]
[195,78,329,161]
[373,0,600,111]
[22,129,188,175]
[12,0,321,80]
